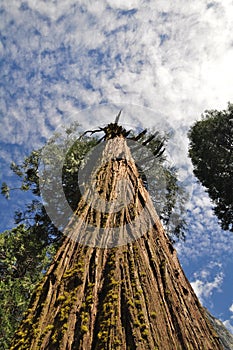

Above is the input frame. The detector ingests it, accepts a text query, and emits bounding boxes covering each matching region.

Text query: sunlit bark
[10,136,223,350]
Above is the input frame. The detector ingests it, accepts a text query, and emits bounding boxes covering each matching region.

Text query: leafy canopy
[188,103,233,232]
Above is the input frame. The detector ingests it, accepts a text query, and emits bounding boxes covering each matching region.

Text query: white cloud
[106,0,140,9]
[230,304,233,313]
[2,0,233,130]
[191,272,224,304]
[221,303,233,334]
[223,319,233,334]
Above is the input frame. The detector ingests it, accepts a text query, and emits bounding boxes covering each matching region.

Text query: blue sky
[0,0,233,333]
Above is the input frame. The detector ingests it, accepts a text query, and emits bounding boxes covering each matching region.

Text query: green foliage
[188,103,233,232]
[0,225,56,349]
[130,130,187,241]
[1,182,10,199]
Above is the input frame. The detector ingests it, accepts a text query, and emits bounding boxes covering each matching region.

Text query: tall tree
[10,123,223,349]
[1,122,186,349]
[188,103,233,232]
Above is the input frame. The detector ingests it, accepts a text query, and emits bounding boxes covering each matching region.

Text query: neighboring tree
[9,125,222,350]
[0,121,186,348]
[0,225,55,349]
[188,103,233,232]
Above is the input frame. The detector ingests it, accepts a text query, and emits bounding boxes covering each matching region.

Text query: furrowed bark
[10,136,223,350]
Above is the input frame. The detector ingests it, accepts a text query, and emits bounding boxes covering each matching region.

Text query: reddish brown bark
[10,136,223,350]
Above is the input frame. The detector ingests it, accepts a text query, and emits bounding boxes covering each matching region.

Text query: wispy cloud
[223,303,233,334]
[230,304,233,313]
[223,319,233,334]
[191,261,224,304]
[191,272,224,304]
[1,0,233,147]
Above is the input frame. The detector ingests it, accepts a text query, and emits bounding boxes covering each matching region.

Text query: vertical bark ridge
[10,136,223,350]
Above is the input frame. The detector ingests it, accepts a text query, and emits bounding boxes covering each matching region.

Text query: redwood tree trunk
[10,136,223,350]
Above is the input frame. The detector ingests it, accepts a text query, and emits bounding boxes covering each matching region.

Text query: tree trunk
[10,136,223,350]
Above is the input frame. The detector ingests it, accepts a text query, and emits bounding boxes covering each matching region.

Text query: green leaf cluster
[0,225,56,349]
[188,102,233,232]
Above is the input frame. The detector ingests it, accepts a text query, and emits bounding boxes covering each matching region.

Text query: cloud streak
[1,0,233,146]
[191,272,224,304]
[223,303,233,334]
